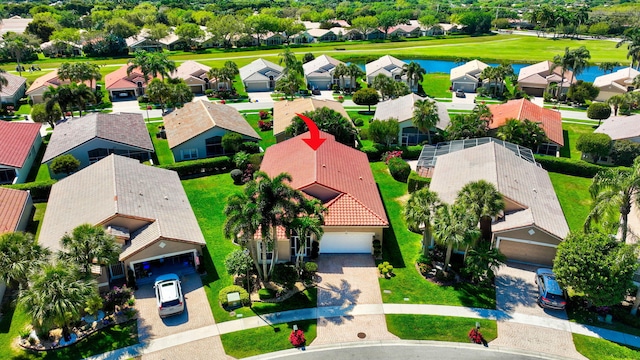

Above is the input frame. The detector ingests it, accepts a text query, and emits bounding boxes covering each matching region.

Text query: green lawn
[347,110,374,131]
[548,172,592,233]
[421,73,451,99]
[370,162,496,308]
[146,121,174,165]
[27,203,47,241]
[386,315,497,343]
[220,320,316,359]
[560,123,595,159]
[573,334,640,360]
[244,113,276,150]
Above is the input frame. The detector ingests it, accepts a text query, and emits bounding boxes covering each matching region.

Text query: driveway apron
[135,273,230,360]
[311,254,398,345]
[490,263,587,360]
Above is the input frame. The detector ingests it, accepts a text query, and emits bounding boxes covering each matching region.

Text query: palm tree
[2,32,39,76]
[402,61,426,93]
[333,63,348,90]
[147,51,176,80]
[59,224,120,277]
[373,74,394,100]
[279,47,302,75]
[552,47,573,99]
[634,74,640,89]
[19,262,96,338]
[0,232,50,291]
[223,191,262,277]
[70,84,96,117]
[607,94,627,116]
[223,60,239,90]
[567,46,591,86]
[0,69,9,92]
[275,71,303,101]
[207,67,221,90]
[433,203,480,272]
[127,50,152,83]
[480,66,499,96]
[616,29,640,69]
[404,188,441,257]
[456,180,505,243]
[58,62,102,95]
[287,198,326,271]
[585,158,640,243]
[412,98,439,144]
[43,85,73,119]
[346,63,364,92]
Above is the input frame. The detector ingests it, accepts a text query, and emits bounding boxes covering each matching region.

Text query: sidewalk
[85,303,640,360]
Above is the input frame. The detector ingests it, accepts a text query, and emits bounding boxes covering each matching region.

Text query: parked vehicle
[154,273,185,317]
[535,268,567,310]
[455,89,466,98]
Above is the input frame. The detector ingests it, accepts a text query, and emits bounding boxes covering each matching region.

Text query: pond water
[351,59,627,83]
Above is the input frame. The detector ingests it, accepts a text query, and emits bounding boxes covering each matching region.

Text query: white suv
[154,274,184,318]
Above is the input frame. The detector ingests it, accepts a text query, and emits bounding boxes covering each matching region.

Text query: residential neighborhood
[1,1,640,360]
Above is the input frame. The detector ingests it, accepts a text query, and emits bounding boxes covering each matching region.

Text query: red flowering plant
[289,329,306,347]
[468,327,484,344]
[382,150,403,164]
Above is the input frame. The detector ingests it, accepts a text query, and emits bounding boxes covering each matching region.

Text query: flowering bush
[289,329,306,347]
[382,150,403,164]
[103,285,133,312]
[258,110,269,119]
[242,163,255,183]
[337,95,344,103]
[258,120,273,131]
[468,327,484,344]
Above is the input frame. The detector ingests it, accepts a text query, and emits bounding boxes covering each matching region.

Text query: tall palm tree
[616,29,640,69]
[402,61,426,93]
[147,51,176,81]
[287,198,326,271]
[333,63,348,89]
[552,47,573,99]
[223,60,239,89]
[456,180,505,243]
[412,98,439,144]
[347,63,364,92]
[43,85,73,119]
[275,71,303,101]
[480,66,499,96]
[373,74,394,100]
[19,262,96,338]
[70,84,96,117]
[0,69,9,92]
[223,191,262,277]
[0,232,50,291]
[278,47,302,75]
[207,67,221,90]
[59,224,120,277]
[127,50,152,83]
[2,32,39,77]
[585,158,640,243]
[433,203,480,272]
[404,188,441,257]
[606,94,628,116]
[567,46,591,86]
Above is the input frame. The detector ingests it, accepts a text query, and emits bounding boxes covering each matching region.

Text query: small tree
[576,133,612,161]
[567,81,600,105]
[31,103,62,129]
[222,132,243,154]
[352,88,379,112]
[50,154,81,175]
[587,102,612,126]
[610,140,640,166]
[369,119,399,147]
[224,249,254,277]
[302,53,315,63]
[554,231,638,307]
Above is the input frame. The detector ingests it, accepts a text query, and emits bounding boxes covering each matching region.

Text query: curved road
[244,341,562,360]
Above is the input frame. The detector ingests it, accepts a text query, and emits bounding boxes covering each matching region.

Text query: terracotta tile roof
[42,113,154,163]
[163,100,260,148]
[105,65,158,90]
[0,187,29,234]
[488,99,564,146]
[0,121,42,168]
[26,69,93,94]
[0,72,26,97]
[260,131,388,227]
[171,60,210,82]
[272,98,353,136]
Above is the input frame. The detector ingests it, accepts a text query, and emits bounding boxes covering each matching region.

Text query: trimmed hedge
[218,285,251,308]
[258,288,275,300]
[534,155,608,178]
[400,145,423,160]
[361,145,385,162]
[388,157,411,182]
[159,156,232,178]
[407,171,431,193]
[3,179,57,202]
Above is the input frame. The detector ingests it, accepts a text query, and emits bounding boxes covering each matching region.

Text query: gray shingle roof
[239,58,284,82]
[594,115,640,141]
[0,72,26,98]
[429,142,569,239]
[373,93,450,130]
[38,155,205,257]
[42,113,154,163]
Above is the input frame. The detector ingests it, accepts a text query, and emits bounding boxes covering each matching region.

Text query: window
[181,149,198,160]
[0,168,16,184]
[89,148,150,163]
[257,241,273,262]
[205,136,224,157]
[290,234,312,257]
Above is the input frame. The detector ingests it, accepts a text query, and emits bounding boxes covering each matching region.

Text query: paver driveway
[311,254,398,345]
[490,263,586,360]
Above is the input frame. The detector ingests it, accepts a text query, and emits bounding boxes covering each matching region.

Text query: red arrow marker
[296,113,326,150]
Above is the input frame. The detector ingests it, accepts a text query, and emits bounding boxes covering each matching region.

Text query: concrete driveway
[490,263,586,360]
[312,254,398,345]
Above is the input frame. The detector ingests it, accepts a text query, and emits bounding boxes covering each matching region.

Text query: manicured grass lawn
[244,113,276,150]
[27,203,47,241]
[370,162,496,308]
[548,172,592,233]
[573,334,640,360]
[347,110,374,131]
[146,121,174,165]
[421,73,451,99]
[220,320,316,358]
[246,288,318,316]
[560,123,595,159]
[386,315,497,343]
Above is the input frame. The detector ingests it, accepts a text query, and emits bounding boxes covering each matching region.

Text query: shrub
[610,140,640,167]
[230,169,244,184]
[576,133,612,159]
[304,261,318,273]
[248,153,264,170]
[205,89,214,96]
[587,102,612,123]
[382,150,403,164]
[233,151,250,170]
[258,288,275,300]
[159,156,232,178]
[258,120,273,131]
[378,261,394,276]
[50,154,80,175]
[359,128,369,140]
[337,95,344,103]
[407,171,431,193]
[219,285,250,308]
[361,144,385,162]
[239,141,260,154]
[400,145,423,160]
[4,179,57,202]
[222,132,243,153]
[258,110,269,119]
[373,239,382,258]
[103,285,133,312]
[353,118,364,126]
[271,263,298,289]
[534,155,606,178]
[388,157,411,182]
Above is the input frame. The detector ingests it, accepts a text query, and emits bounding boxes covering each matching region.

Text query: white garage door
[319,232,374,254]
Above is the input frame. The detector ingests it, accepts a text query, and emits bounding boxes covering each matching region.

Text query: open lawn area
[548,172,592,232]
[146,121,174,165]
[421,73,451,99]
[220,320,316,358]
[573,334,640,360]
[370,162,496,308]
[386,315,497,343]
[244,113,276,150]
[560,123,596,159]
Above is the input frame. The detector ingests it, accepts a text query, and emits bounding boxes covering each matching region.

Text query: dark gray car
[535,268,566,310]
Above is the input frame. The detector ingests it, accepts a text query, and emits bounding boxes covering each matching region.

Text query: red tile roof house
[258,131,389,262]
[0,187,33,303]
[42,113,154,179]
[25,69,95,104]
[105,64,160,100]
[487,99,564,156]
[0,121,42,184]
